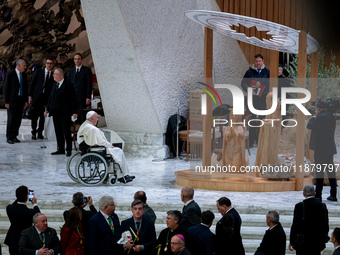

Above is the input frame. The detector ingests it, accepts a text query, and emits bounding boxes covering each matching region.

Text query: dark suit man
[134,191,157,223]
[216,197,245,255]
[5,186,40,255]
[28,58,55,140]
[19,213,61,255]
[88,196,133,255]
[307,99,337,201]
[3,59,28,144]
[67,53,92,122]
[180,186,201,229]
[255,211,286,255]
[187,210,215,255]
[289,185,329,255]
[331,228,340,255]
[121,200,157,254]
[45,68,77,156]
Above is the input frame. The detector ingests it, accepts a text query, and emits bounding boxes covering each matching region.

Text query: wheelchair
[66,141,126,186]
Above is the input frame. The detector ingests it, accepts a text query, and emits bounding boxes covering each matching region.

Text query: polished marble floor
[0,110,340,210]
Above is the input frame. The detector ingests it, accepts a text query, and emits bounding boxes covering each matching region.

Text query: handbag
[22,104,36,119]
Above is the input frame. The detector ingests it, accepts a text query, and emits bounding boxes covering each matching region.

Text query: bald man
[180,186,201,229]
[77,111,134,183]
[170,235,192,255]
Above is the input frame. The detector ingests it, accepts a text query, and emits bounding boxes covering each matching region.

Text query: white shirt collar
[226,206,233,214]
[269,224,278,230]
[100,210,110,219]
[76,65,82,71]
[58,78,64,88]
[184,199,194,206]
[35,226,43,234]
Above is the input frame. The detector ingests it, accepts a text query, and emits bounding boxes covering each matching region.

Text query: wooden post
[203,27,213,168]
[295,30,307,191]
[307,52,318,163]
[269,50,279,92]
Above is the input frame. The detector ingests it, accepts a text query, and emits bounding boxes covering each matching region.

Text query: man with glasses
[45,68,77,156]
[28,58,55,140]
[170,234,192,255]
[88,196,134,255]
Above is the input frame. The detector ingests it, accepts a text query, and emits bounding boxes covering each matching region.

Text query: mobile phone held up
[28,190,34,201]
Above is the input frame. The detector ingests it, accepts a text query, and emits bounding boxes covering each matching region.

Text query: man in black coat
[67,53,92,122]
[28,58,55,140]
[88,196,133,255]
[3,59,28,144]
[289,185,329,255]
[215,197,245,255]
[121,200,156,254]
[5,186,40,255]
[134,191,157,223]
[241,54,270,147]
[180,186,201,229]
[255,210,286,255]
[331,228,340,255]
[187,210,215,255]
[19,213,61,255]
[307,98,337,201]
[45,68,77,156]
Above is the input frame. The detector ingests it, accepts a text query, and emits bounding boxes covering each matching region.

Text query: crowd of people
[4,184,340,255]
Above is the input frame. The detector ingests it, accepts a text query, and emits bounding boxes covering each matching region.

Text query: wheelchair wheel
[108,175,118,186]
[76,153,108,186]
[66,151,81,182]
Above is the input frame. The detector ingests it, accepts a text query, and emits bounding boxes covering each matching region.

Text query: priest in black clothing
[155,210,188,255]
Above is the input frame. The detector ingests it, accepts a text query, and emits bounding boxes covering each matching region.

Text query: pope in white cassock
[77,111,135,183]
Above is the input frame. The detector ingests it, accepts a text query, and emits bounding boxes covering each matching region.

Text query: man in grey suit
[19,213,61,255]
[134,191,156,223]
[180,186,201,229]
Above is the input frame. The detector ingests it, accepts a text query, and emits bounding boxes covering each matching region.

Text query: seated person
[77,111,135,183]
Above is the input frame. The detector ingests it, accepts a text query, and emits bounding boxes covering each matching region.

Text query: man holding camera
[5,186,40,255]
[307,98,337,201]
[63,192,97,255]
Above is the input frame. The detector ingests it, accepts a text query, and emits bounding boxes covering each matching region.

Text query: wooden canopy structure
[185,11,319,191]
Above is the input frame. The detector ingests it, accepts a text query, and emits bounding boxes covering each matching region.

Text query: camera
[308,98,340,115]
[84,196,88,203]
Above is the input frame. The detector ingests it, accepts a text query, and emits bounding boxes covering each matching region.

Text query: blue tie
[19,72,23,96]
[257,69,261,74]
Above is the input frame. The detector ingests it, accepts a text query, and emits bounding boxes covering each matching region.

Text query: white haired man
[77,111,135,183]
[88,196,133,255]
